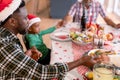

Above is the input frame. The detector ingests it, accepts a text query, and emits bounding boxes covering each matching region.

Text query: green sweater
[25,26,56,60]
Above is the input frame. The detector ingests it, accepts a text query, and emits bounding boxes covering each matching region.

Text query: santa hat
[0,0,22,23]
[27,14,41,28]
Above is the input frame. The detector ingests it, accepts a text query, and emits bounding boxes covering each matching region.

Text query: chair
[22,35,30,50]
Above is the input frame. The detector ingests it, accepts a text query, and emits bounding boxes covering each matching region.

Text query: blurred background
[25,0,120,19]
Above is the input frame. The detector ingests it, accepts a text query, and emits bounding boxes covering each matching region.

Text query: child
[25,14,62,65]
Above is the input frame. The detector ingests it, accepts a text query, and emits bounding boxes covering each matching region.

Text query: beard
[18,25,28,35]
[19,28,27,35]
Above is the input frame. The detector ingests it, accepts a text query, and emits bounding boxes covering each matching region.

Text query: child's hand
[55,20,64,29]
[25,46,42,61]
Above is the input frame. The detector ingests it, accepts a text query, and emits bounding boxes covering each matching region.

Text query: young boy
[25,14,62,65]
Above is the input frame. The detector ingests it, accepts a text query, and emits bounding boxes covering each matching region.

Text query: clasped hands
[25,46,42,61]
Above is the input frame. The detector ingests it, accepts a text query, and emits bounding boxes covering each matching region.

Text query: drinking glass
[67,22,81,32]
[93,35,104,49]
[93,63,115,80]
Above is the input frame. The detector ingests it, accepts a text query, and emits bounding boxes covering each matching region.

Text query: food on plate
[70,32,78,39]
[84,34,93,42]
[70,31,94,44]
[86,23,98,30]
[85,71,93,79]
[88,49,102,56]
[86,23,98,34]
[86,24,105,37]
[105,33,114,41]
[88,49,116,56]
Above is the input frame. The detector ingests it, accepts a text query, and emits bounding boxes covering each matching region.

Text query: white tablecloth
[50,23,120,80]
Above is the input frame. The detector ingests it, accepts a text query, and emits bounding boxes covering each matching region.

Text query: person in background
[0,0,107,79]
[63,0,120,28]
[25,14,63,65]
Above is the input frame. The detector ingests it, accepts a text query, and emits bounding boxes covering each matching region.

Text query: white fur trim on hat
[0,0,22,22]
[29,17,41,28]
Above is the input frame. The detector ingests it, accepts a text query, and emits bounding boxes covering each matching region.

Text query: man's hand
[67,55,92,71]
[25,46,42,61]
[82,54,110,68]
[115,23,120,28]
[97,54,110,64]
[81,55,98,68]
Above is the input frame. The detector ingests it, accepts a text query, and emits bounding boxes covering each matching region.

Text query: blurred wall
[25,0,119,18]
[25,0,50,18]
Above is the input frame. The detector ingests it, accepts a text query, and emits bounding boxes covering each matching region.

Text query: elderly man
[0,0,107,79]
[64,0,120,28]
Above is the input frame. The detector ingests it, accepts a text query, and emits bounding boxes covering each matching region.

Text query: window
[114,0,120,16]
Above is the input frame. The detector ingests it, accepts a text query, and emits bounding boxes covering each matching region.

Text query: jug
[93,63,115,80]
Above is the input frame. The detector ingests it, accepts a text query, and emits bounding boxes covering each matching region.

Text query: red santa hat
[0,0,22,23]
[27,14,41,28]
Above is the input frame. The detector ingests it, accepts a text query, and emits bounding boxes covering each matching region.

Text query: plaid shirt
[0,27,69,80]
[68,1,106,24]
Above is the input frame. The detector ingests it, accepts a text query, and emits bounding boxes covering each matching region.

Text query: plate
[50,31,71,42]
[88,49,116,56]
[72,39,92,45]
[70,31,94,45]
[88,49,102,56]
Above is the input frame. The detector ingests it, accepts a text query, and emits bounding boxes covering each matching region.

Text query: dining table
[50,22,120,80]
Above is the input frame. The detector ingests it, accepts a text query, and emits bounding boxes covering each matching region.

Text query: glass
[97,38,104,49]
[92,35,104,49]
[93,63,115,80]
[93,26,105,49]
[66,22,81,32]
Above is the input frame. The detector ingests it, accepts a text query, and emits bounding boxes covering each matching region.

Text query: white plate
[88,49,116,56]
[50,31,71,42]
[88,49,102,56]
[72,39,92,45]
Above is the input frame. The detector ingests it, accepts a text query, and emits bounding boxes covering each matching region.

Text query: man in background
[64,0,120,28]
